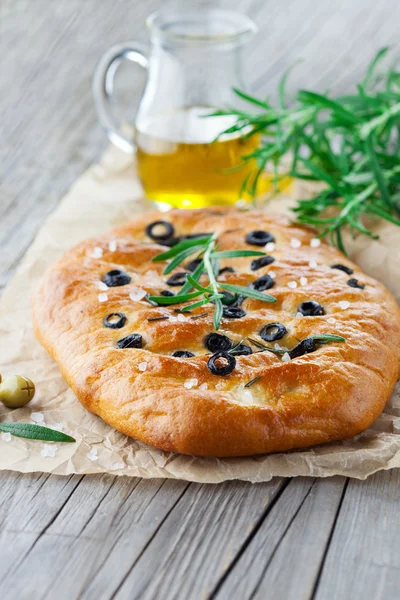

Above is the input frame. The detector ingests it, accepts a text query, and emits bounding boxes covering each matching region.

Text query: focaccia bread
[32,208,400,457]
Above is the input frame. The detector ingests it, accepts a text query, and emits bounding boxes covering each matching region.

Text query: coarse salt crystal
[97,281,108,291]
[265,242,275,252]
[242,389,253,404]
[309,259,318,268]
[310,238,321,248]
[184,378,198,389]
[129,288,147,302]
[31,412,44,423]
[199,383,208,391]
[169,316,178,323]
[295,312,303,318]
[109,240,117,252]
[327,317,336,324]
[1,433,11,442]
[41,444,57,458]
[338,300,351,310]
[90,247,103,259]
[268,271,276,279]
[111,462,125,471]
[300,276,308,286]
[281,352,291,362]
[98,293,108,303]
[87,448,98,462]
[177,314,187,322]
[290,238,301,249]
[138,362,147,372]
[287,281,297,289]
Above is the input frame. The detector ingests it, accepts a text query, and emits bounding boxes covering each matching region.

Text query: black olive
[204,332,232,352]
[160,237,180,247]
[166,272,189,286]
[331,264,354,275]
[251,274,274,291]
[186,258,202,272]
[223,307,246,319]
[347,278,365,289]
[289,337,317,359]
[161,290,175,297]
[182,232,212,240]
[232,295,245,307]
[102,269,131,287]
[298,300,325,316]
[218,266,235,276]
[230,344,253,356]
[215,291,236,305]
[250,255,275,271]
[172,350,195,358]
[207,352,236,376]
[246,230,275,246]
[145,220,175,242]
[116,333,143,349]
[103,313,127,329]
[260,322,287,342]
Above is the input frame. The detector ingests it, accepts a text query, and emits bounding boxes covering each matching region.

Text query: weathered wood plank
[213,477,346,600]
[94,479,285,600]
[314,470,400,600]
[1,477,188,600]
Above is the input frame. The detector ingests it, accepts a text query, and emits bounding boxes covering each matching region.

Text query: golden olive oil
[136,107,265,209]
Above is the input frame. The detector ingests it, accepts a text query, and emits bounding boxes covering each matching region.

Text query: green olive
[0,375,36,408]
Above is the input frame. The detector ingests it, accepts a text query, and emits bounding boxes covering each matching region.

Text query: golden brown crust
[32,208,400,456]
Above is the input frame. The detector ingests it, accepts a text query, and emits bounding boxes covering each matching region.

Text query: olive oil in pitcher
[135,107,261,209]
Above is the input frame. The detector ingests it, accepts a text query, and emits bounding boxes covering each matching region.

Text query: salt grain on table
[41,444,57,458]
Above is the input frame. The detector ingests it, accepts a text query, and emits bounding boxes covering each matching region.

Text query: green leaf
[310,334,346,343]
[179,260,205,295]
[364,135,392,207]
[219,283,276,303]
[185,274,213,293]
[152,236,211,262]
[212,250,266,259]
[0,422,75,443]
[214,298,223,330]
[180,298,214,312]
[233,88,272,109]
[297,90,361,124]
[147,291,203,305]
[362,47,390,89]
[163,244,205,275]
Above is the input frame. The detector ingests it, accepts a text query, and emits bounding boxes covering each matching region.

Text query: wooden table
[1,1,400,598]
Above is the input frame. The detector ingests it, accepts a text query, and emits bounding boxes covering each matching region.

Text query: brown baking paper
[0,145,399,483]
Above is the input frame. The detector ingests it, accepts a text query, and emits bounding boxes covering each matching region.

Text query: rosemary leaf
[219,283,276,303]
[244,375,262,388]
[152,236,211,262]
[310,334,346,343]
[163,244,205,275]
[147,291,203,305]
[214,298,223,330]
[212,250,266,259]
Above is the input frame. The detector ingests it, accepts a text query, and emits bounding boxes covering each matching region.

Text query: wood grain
[1,0,400,598]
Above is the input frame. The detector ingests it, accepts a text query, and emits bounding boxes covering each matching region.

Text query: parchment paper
[0,145,399,483]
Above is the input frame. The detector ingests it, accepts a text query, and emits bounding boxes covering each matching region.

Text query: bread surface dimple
[32,207,400,456]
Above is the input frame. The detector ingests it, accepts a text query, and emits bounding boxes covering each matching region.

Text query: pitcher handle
[92,42,149,154]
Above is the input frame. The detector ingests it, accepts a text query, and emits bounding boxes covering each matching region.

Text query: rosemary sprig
[151,235,277,329]
[211,47,400,251]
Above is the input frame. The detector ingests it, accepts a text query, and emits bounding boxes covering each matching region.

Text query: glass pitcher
[93,4,259,209]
